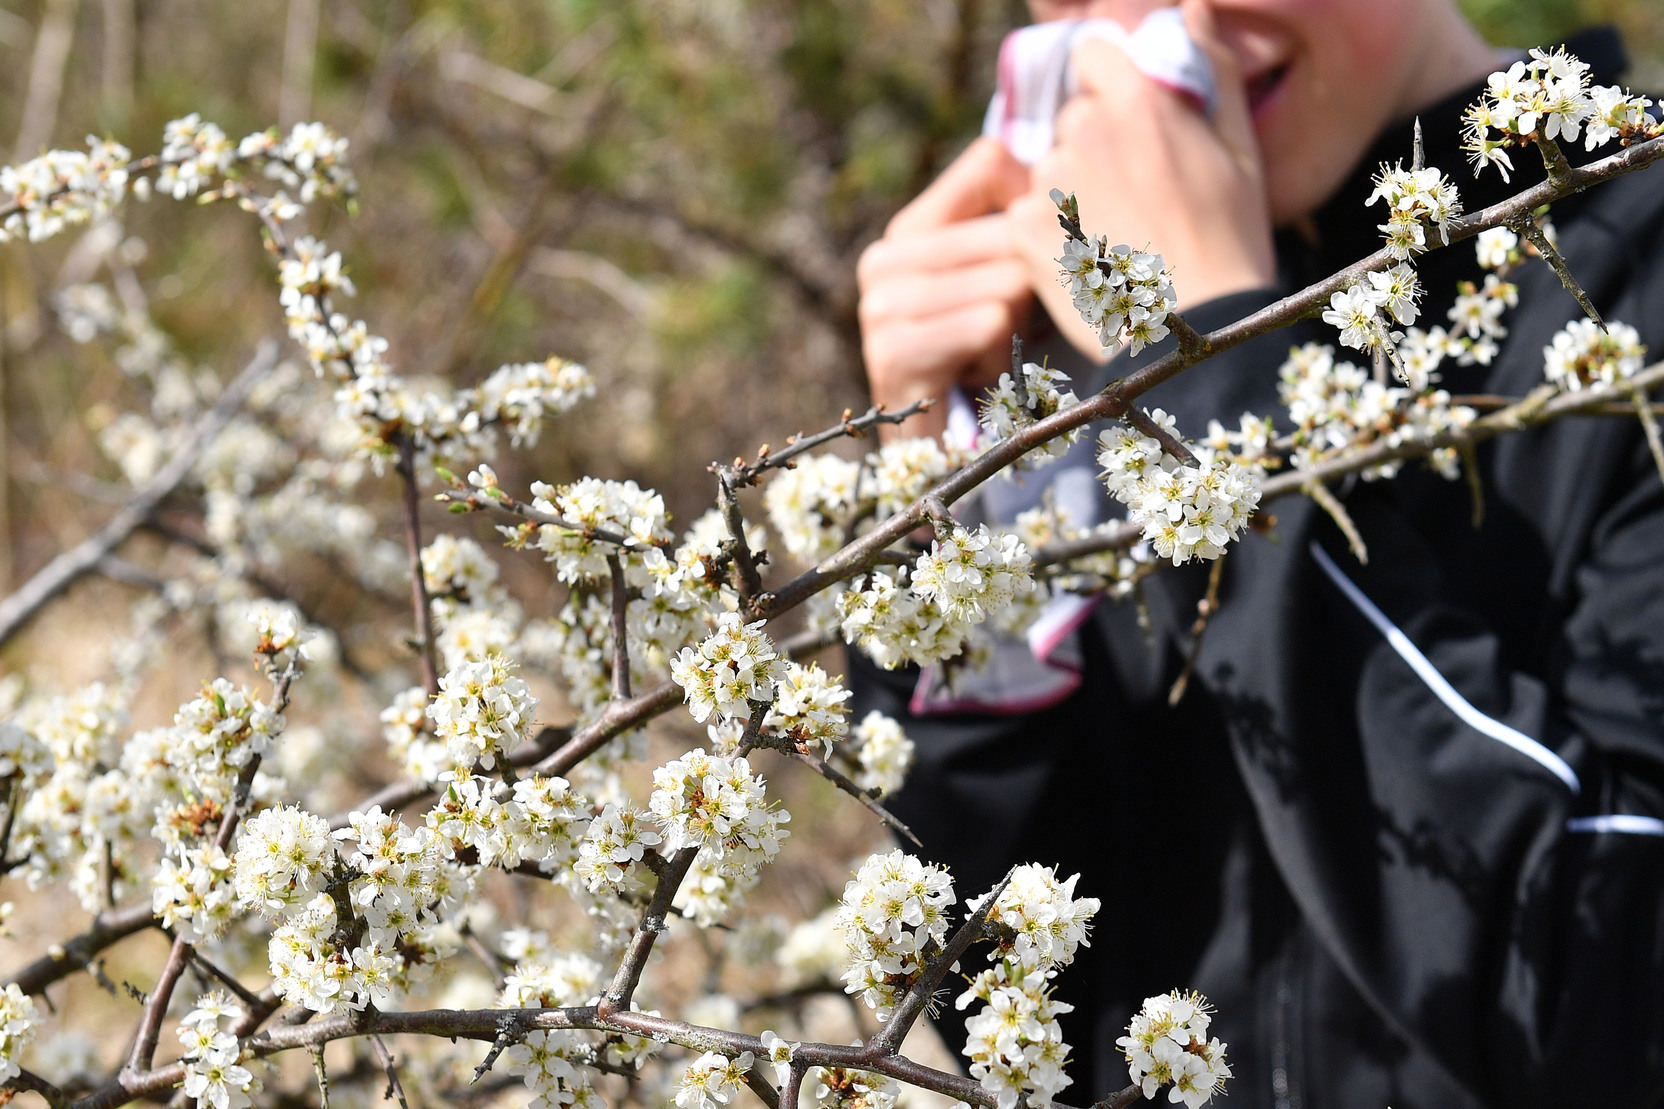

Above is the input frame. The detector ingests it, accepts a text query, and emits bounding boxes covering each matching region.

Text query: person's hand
[1007,0,1276,361]
[857,137,1031,442]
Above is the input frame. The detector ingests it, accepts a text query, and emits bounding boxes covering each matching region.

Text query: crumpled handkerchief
[982,9,1218,165]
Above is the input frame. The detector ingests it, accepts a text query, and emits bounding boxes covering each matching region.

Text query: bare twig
[371,1035,412,1109]
[734,400,936,485]
[1168,554,1228,705]
[122,937,190,1077]
[0,342,280,648]
[716,467,765,609]
[752,735,921,848]
[395,436,441,697]
[3,1067,68,1109]
[743,1066,782,1109]
[1514,216,1605,330]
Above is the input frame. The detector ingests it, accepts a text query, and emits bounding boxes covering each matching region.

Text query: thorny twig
[1168,554,1228,705]
[733,400,937,485]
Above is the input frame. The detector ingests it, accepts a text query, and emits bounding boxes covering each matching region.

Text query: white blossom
[675,1051,755,1109]
[1060,236,1178,354]
[911,524,1034,622]
[0,984,39,1084]
[835,850,955,1020]
[670,613,783,724]
[574,803,663,894]
[0,137,131,242]
[850,711,914,797]
[979,361,1081,460]
[764,452,861,561]
[1543,317,1647,392]
[765,662,852,757]
[232,805,334,917]
[1097,412,1261,566]
[1366,164,1461,259]
[1117,991,1232,1109]
[428,656,538,771]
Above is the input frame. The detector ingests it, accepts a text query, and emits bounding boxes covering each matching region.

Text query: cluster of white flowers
[573,802,664,894]
[957,960,1074,1109]
[334,805,444,935]
[835,850,955,1020]
[675,1051,754,1109]
[0,136,130,242]
[1117,991,1232,1109]
[380,686,450,784]
[910,524,1034,622]
[246,599,314,676]
[1279,343,1475,481]
[848,711,914,797]
[765,662,851,756]
[979,361,1082,460]
[153,843,236,942]
[955,866,1100,1109]
[807,1066,901,1109]
[1060,237,1177,354]
[764,452,861,561]
[836,566,968,670]
[870,438,953,518]
[1464,48,1660,178]
[1542,318,1648,392]
[1321,262,1423,355]
[670,613,784,725]
[838,523,1035,669]
[1367,163,1461,259]
[0,984,38,1084]
[428,656,538,772]
[473,357,597,446]
[177,992,261,1109]
[649,748,790,923]
[232,804,335,916]
[977,864,1099,971]
[532,477,672,581]
[231,120,356,204]
[1098,411,1261,565]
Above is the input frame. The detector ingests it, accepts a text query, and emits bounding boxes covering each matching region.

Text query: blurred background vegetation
[0,0,1659,618]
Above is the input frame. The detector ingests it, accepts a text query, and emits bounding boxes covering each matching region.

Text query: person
[848,2,1664,1107]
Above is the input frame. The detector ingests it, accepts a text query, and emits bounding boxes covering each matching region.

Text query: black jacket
[849,28,1664,1109]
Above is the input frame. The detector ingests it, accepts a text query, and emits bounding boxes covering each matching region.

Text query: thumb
[886,137,1030,237]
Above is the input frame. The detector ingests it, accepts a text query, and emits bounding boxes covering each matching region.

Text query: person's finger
[885,138,1030,236]
[1067,35,1149,113]
[859,258,1031,326]
[856,215,1015,287]
[1180,0,1258,170]
[864,300,1018,381]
